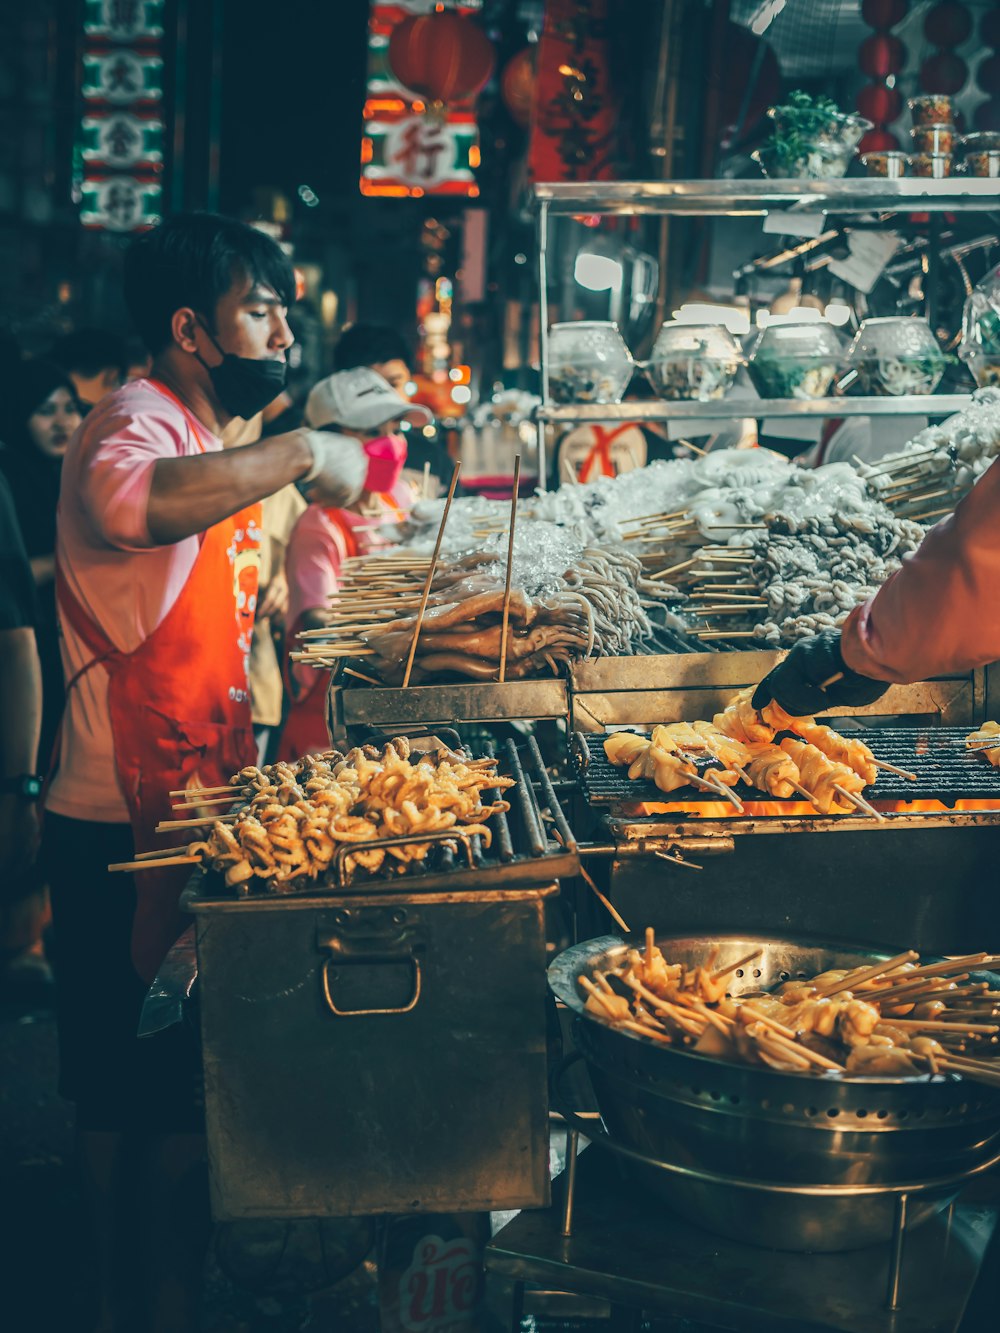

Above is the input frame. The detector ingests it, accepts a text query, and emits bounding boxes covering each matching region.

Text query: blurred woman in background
[0,358,83,768]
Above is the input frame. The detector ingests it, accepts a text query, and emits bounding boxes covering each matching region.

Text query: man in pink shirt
[752,455,1000,716]
[282,367,431,756]
[44,212,385,1333]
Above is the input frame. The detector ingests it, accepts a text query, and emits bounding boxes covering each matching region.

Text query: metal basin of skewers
[549,933,1000,1253]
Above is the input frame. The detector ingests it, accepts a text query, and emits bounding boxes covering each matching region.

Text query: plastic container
[547,321,635,405]
[861,150,908,178]
[911,123,955,155]
[747,321,846,400]
[908,94,953,126]
[964,151,1000,178]
[767,103,871,150]
[752,142,854,180]
[644,323,744,402]
[965,352,1000,388]
[960,131,1000,153]
[960,265,1000,380]
[848,317,947,396]
[910,152,952,178]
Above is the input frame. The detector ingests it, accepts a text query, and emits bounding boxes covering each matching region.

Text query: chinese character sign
[360,2,483,198]
[77,1,165,230]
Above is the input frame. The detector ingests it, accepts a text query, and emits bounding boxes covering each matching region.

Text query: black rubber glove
[751,629,890,718]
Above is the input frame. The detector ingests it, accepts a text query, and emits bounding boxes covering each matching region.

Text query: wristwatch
[0,774,43,800]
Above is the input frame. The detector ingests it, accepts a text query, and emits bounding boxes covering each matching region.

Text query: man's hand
[299,431,367,508]
[751,629,890,718]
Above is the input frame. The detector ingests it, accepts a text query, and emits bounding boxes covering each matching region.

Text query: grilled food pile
[604,687,882,815]
[185,738,513,891]
[580,930,1000,1084]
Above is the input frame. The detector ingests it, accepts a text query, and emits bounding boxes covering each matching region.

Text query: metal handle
[320,953,422,1017]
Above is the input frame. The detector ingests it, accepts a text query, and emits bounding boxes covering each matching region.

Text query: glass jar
[645,323,744,402]
[908,94,954,125]
[747,321,846,400]
[861,150,909,178]
[848,317,946,396]
[910,151,952,178]
[910,123,955,155]
[547,321,635,404]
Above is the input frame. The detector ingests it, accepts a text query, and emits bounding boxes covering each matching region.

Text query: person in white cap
[280,367,432,755]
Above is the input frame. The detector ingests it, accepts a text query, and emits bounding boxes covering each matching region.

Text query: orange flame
[625,797,1000,819]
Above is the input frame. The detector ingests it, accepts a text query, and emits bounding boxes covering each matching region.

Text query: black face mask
[195,320,288,419]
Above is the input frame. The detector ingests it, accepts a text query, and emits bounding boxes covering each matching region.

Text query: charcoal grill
[570,725,1000,953]
[183,739,578,1221]
[549,933,1000,1253]
[573,726,1000,808]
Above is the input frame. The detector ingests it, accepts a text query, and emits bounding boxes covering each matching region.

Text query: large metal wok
[549,933,1000,1252]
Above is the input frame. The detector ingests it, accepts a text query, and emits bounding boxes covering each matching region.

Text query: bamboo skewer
[109,855,200,873]
[402,461,461,689]
[788,780,825,812]
[871,758,918,781]
[168,784,238,799]
[156,815,238,832]
[833,784,885,822]
[498,454,521,684]
[877,1018,999,1035]
[171,795,241,811]
[577,863,631,934]
[813,950,919,999]
[878,955,991,984]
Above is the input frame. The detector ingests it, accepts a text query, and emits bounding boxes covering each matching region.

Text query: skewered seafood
[181,741,514,892]
[967,721,1000,767]
[796,722,878,784]
[713,687,774,744]
[580,932,1000,1084]
[744,744,802,798]
[779,738,866,814]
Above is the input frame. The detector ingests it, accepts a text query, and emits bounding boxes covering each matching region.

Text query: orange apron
[280,494,403,759]
[55,379,261,981]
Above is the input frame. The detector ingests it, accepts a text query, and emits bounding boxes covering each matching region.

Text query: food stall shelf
[537,395,973,424]
[532,178,1000,216]
[335,678,569,731]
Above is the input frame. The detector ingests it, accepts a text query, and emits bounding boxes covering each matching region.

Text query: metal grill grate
[572,727,1000,808]
[198,738,580,897]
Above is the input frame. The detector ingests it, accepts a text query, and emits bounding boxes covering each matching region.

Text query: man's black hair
[49,328,128,380]
[333,323,411,372]
[123,212,296,355]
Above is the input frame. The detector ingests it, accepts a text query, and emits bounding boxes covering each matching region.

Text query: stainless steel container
[550,933,1000,1252]
[186,880,558,1220]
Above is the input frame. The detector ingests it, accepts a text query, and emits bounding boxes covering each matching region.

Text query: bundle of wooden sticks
[582,930,1000,1087]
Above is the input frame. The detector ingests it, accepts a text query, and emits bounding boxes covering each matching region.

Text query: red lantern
[859,33,905,78]
[500,47,535,128]
[920,50,969,93]
[859,127,902,152]
[856,82,902,124]
[862,0,907,27]
[388,12,496,105]
[924,2,973,47]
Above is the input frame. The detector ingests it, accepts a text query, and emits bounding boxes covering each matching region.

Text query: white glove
[298,430,367,507]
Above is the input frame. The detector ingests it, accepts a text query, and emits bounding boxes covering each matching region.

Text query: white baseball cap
[305,366,432,432]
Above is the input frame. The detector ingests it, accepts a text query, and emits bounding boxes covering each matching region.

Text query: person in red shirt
[45,212,390,1333]
[282,367,431,757]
